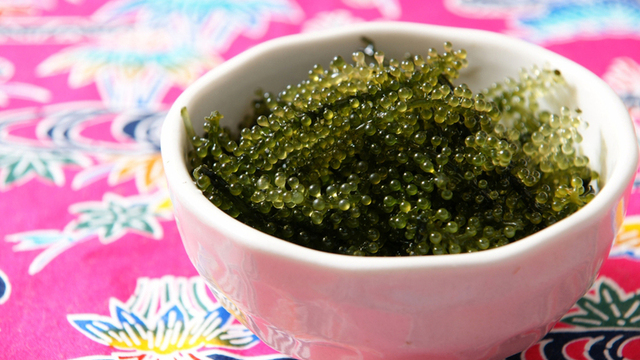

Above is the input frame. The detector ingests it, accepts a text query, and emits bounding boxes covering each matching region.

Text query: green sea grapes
[182,41,597,257]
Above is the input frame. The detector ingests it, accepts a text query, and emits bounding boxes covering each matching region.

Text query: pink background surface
[1,1,640,359]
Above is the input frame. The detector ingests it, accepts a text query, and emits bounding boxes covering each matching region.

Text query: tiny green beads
[183,40,597,257]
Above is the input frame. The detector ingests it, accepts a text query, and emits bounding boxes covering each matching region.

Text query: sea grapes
[182,40,597,257]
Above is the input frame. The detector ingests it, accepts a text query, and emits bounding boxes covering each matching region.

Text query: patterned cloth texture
[1,0,640,359]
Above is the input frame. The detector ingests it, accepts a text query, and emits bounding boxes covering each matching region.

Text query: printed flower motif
[562,277,640,328]
[7,229,88,275]
[68,192,165,243]
[7,192,171,275]
[611,215,640,259]
[68,276,290,360]
[73,153,166,193]
[39,26,212,90]
[342,0,401,19]
[0,101,168,191]
[0,56,50,107]
[504,278,640,359]
[93,0,304,52]
[1,102,171,274]
[106,153,165,193]
[0,146,91,190]
[22,102,119,153]
[37,0,303,109]
[70,106,166,192]
[446,0,640,44]
[302,10,364,33]
[37,27,219,110]
[0,269,10,305]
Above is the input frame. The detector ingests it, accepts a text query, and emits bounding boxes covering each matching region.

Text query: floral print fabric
[1,1,640,359]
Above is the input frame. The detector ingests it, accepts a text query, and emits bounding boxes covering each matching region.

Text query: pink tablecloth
[1,1,640,359]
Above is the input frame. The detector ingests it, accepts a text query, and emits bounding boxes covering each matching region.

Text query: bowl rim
[161,21,638,272]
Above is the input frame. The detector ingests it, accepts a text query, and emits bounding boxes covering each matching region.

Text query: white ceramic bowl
[161,22,638,360]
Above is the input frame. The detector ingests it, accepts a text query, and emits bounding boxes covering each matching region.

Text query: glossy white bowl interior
[162,22,637,360]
